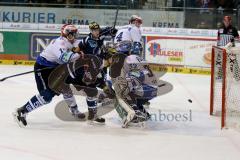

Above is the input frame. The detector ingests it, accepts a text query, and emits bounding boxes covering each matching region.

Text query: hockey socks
[86,97,105,123]
[24,94,47,113]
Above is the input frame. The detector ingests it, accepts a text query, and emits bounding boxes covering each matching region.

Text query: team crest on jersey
[88,40,98,48]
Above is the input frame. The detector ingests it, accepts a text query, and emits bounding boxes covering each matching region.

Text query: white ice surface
[0,65,240,160]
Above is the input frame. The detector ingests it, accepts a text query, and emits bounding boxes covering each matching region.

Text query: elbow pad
[59,51,74,63]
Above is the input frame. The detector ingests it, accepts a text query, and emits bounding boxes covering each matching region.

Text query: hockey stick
[0,67,53,82]
[98,5,119,37]
[113,5,119,29]
[0,52,86,82]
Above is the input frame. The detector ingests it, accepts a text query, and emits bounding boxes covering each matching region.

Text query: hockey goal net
[210,45,240,129]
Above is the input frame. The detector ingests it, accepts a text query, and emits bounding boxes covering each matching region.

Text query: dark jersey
[217,25,239,46]
[72,27,117,90]
[78,27,116,59]
[217,25,239,38]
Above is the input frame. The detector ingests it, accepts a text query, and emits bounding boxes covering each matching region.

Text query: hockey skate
[88,107,105,124]
[12,108,27,127]
[131,110,147,123]
[143,101,151,109]
[69,105,86,120]
[130,103,150,122]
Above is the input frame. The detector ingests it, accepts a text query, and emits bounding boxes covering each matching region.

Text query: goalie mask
[61,24,78,43]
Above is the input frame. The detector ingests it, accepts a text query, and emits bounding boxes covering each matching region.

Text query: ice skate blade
[12,112,26,128]
[123,121,146,128]
[87,120,105,126]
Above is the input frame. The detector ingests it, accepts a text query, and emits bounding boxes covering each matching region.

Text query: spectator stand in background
[196,21,210,29]
[200,0,210,14]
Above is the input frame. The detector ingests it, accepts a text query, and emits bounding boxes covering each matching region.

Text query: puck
[188,99,192,103]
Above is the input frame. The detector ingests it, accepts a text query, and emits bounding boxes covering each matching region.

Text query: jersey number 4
[116,32,123,42]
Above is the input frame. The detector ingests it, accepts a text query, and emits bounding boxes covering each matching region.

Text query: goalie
[110,41,158,128]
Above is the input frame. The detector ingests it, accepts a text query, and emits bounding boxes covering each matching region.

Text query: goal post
[210,44,240,129]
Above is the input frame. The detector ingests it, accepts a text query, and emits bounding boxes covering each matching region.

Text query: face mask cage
[64,29,78,41]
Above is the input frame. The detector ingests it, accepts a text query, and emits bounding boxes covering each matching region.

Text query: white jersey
[122,55,158,86]
[38,36,80,66]
[123,55,147,73]
[114,24,142,43]
[114,55,158,99]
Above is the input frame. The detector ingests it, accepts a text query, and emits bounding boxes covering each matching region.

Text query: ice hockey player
[77,21,117,77]
[13,24,85,127]
[68,22,117,123]
[114,15,143,55]
[110,41,157,128]
[217,16,239,46]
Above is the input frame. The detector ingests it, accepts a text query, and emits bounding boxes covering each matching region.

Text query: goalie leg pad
[113,77,131,98]
[115,103,128,119]
[115,96,135,128]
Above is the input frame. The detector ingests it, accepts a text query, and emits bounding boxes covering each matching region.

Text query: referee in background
[217,16,239,46]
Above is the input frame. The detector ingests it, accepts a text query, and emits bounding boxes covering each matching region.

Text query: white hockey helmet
[129,15,142,25]
[61,24,78,42]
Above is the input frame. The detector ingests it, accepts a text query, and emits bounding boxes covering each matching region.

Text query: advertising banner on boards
[29,33,90,60]
[0,31,30,60]
[0,7,184,28]
[29,33,115,60]
[145,36,216,68]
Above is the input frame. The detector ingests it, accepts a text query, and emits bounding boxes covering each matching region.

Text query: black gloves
[110,27,118,36]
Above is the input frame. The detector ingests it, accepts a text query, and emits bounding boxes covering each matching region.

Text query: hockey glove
[110,27,118,36]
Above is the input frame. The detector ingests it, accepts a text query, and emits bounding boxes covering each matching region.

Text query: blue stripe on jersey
[142,84,158,100]
[36,56,58,67]
[68,53,74,62]
[59,53,64,62]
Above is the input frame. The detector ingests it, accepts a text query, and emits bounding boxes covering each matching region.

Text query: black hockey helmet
[89,22,100,30]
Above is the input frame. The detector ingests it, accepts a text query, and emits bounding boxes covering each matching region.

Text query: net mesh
[212,46,240,128]
[225,47,240,128]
